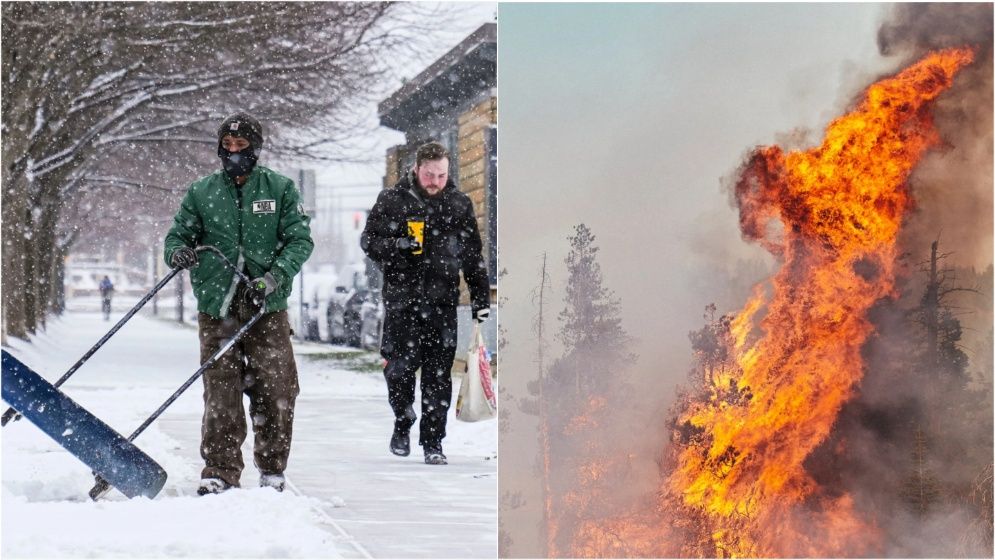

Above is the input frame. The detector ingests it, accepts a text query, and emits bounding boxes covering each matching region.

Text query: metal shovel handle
[2,266,184,427]
[2,245,238,427]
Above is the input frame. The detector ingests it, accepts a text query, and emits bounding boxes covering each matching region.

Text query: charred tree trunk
[919,240,942,437]
[924,241,940,381]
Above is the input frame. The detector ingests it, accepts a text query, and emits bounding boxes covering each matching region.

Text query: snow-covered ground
[2,304,497,558]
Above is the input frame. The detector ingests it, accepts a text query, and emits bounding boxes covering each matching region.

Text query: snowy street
[2,304,497,558]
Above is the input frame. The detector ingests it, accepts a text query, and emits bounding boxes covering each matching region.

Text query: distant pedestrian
[98,275,114,321]
[163,112,313,495]
[361,141,491,465]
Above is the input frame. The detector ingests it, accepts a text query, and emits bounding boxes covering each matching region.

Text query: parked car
[357,292,385,351]
[327,286,361,346]
[326,285,385,349]
[300,302,321,342]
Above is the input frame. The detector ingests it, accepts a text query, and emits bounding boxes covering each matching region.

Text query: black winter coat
[361,173,491,313]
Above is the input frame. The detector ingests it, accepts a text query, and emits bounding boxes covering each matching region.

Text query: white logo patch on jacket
[252,199,276,214]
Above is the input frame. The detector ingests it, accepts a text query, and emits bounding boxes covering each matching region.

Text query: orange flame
[666,48,974,557]
[542,413,557,558]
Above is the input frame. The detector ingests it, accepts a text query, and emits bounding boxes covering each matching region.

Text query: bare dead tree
[516,252,555,556]
[533,252,555,557]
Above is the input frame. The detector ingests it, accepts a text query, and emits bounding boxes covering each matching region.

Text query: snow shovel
[0,267,183,427]
[2,350,169,499]
[88,246,270,500]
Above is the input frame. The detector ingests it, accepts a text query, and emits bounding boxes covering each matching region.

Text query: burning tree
[660,48,976,558]
[816,236,994,558]
[529,6,991,558]
[516,226,638,557]
[569,47,986,559]
[536,225,636,557]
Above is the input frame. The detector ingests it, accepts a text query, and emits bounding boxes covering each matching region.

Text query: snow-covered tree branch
[1,1,458,339]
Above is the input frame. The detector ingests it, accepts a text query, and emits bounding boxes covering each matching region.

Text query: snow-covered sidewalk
[2,308,497,559]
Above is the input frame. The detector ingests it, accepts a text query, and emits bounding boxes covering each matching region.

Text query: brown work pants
[197,305,299,487]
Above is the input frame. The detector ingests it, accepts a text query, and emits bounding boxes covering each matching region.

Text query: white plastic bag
[455,323,496,422]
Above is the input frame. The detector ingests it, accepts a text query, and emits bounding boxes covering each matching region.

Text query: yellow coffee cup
[407,220,425,255]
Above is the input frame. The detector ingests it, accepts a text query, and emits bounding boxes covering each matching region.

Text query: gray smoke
[879,3,994,271]
[878,3,993,55]
[826,5,995,557]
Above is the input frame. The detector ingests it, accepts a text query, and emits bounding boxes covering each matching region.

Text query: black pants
[381,303,458,447]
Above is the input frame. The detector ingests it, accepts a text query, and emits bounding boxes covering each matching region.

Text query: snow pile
[2,488,340,559]
[2,310,497,558]
[2,313,343,558]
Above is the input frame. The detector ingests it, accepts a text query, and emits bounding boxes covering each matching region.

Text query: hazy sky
[497,3,908,556]
[499,1,899,395]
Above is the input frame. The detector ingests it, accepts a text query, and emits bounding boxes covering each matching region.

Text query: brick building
[378,23,497,294]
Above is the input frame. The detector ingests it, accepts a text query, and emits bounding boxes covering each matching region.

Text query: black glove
[473,308,490,323]
[242,272,279,310]
[395,236,422,256]
[170,247,198,269]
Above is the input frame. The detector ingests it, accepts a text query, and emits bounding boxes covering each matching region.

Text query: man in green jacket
[164,112,313,495]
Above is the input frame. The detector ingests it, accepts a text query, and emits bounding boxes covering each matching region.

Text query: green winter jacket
[163,166,313,319]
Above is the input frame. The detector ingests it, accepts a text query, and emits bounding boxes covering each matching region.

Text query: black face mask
[218,145,258,179]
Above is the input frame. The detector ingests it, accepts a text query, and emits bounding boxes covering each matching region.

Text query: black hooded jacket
[361,172,490,314]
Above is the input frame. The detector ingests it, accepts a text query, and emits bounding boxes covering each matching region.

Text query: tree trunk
[925,241,940,374]
[2,169,29,339]
[52,243,68,315]
[33,202,60,331]
[22,229,37,335]
[536,253,555,558]
[923,240,941,432]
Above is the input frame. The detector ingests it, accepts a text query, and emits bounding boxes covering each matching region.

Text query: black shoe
[197,477,234,495]
[390,407,416,457]
[390,428,411,456]
[424,444,447,465]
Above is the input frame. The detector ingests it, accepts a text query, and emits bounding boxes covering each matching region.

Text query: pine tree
[557,224,632,396]
[547,224,636,555]
[901,426,941,515]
